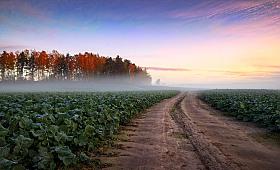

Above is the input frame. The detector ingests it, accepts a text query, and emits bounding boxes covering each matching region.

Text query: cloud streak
[145,67,190,72]
[206,0,280,37]
[168,0,279,37]
[0,45,31,52]
[254,64,280,69]
[206,69,280,78]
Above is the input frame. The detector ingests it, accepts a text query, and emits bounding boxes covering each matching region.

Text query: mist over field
[171,83,280,90]
[1,80,278,93]
[0,80,205,93]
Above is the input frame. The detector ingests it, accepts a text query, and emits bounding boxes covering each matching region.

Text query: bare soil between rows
[97,92,280,170]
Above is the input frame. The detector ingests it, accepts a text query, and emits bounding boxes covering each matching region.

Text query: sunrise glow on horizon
[1,0,279,88]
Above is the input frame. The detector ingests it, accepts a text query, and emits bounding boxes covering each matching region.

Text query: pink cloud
[207,69,280,78]
[254,64,280,69]
[212,16,280,37]
[145,67,190,71]
[0,45,31,52]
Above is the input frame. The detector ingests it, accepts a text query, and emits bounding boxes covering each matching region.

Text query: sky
[0,0,279,88]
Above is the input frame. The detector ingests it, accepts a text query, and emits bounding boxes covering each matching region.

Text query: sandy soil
[99,92,280,170]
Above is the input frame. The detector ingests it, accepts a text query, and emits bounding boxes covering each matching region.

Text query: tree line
[0,50,151,84]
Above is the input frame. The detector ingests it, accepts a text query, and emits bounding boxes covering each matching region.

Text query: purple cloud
[0,45,31,52]
[168,0,279,37]
[207,0,280,37]
[0,0,51,22]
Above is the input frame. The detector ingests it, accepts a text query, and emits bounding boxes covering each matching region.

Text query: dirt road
[101,92,280,170]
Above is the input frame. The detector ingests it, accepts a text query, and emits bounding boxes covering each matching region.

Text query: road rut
[103,92,280,170]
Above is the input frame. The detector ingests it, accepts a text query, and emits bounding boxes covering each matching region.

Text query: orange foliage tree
[0,50,152,84]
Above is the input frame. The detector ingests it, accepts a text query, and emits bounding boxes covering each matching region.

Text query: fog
[171,83,280,90]
[1,80,278,93]
[0,80,205,93]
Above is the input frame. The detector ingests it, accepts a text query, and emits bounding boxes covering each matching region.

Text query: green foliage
[0,90,179,169]
[201,89,280,133]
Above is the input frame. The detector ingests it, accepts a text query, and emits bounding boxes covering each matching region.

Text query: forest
[0,50,151,84]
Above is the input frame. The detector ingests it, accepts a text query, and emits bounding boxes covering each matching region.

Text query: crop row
[201,89,280,133]
[0,90,180,169]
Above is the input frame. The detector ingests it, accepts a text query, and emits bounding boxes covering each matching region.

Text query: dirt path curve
[104,92,204,169]
[181,92,280,170]
[103,92,280,170]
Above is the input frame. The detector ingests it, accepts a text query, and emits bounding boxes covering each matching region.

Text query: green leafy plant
[201,89,280,133]
[0,90,179,169]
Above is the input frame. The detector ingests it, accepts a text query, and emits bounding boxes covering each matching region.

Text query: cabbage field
[201,89,280,133]
[0,90,179,169]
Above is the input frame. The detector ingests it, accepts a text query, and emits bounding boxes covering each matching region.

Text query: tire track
[177,92,280,170]
[103,91,280,170]
[104,92,205,169]
[171,93,235,170]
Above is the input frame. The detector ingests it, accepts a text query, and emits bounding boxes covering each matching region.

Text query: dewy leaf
[13,145,21,154]
[9,119,20,134]
[78,134,88,146]
[54,131,73,143]
[19,117,32,129]
[0,124,8,137]
[58,154,76,167]
[85,125,96,137]
[21,148,29,156]
[15,135,34,148]
[31,123,41,129]
[35,147,55,169]
[56,146,76,166]
[49,125,58,134]
[28,149,37,157]
[77,152,90,163]
[11,164,26,170]
[55,146,72,156]
[0,157,17,170]
[0,137,7,147]
[30,130,38,137]
[12,164,25,170]
[74,133,88,146]
[66,134,74,142]
[0,146,10,157]
[57,112,69,119]
[58,125,69,133]
[72,114,82,122]
[33,129,46,140]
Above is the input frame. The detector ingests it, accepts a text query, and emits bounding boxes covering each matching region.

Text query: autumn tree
[28,51,36,81]
[104,57,116,76]
[95,55,106,76]
[0,49,152,84]
[65,53,74,80]
[115,55,125,75]
[1,52,16,82]
[0,51,8,81]
[16,50,27,81]
[33,50,48,80]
